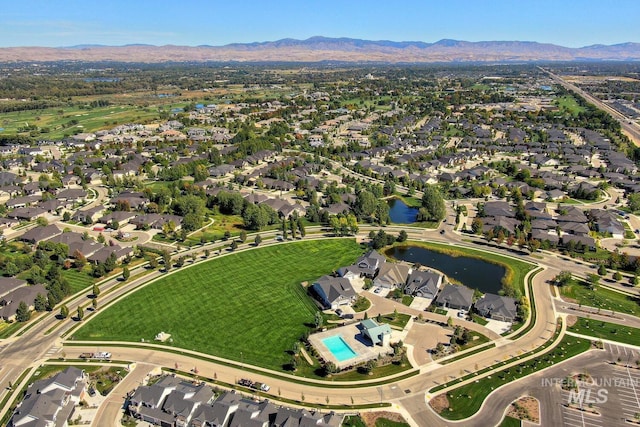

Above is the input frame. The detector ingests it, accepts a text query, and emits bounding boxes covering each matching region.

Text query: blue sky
[1,0,638,48]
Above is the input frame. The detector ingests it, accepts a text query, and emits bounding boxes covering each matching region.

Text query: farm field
[73,238,364,371]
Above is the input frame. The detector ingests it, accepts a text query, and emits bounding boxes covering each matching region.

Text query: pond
[388,246,506,294]
[387,198,419,224]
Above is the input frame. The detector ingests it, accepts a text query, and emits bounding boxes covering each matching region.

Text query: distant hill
[2,37,640,63]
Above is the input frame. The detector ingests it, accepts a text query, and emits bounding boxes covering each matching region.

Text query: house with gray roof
[354,250,386,278]
[0,284,47,321]
[474,293,518,322]
[0,277,28,299]
[373,262,411,289]
[434,284,474,311]
[9,367,86,427]
[19,224,62,245]
[404,270,443,299]
[310,276,357,310]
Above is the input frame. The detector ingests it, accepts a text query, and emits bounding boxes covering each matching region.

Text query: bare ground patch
[429,393,449,414]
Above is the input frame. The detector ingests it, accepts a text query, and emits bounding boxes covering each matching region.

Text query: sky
[1,0,639,48]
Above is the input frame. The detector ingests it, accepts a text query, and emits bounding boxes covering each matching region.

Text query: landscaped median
[429,319,593,421]
[568,316,640,347]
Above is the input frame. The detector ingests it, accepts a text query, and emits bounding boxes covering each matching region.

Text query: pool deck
[308,324,393,370]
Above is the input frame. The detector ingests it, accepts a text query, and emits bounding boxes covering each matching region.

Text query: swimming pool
[322,335,357,362]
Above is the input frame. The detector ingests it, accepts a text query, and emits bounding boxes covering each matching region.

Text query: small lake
[387,198,419,224]
[388,246,506,294]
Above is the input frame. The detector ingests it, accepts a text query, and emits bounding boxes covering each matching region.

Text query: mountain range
[1,36,640,63]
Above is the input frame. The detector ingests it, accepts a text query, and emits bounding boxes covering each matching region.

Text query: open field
[72,239,364,371]
[555,95,586,115]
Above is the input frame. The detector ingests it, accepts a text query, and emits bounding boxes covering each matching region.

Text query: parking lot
[558,343,640,427]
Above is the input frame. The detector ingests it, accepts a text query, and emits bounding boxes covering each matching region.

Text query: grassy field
[0,104,163,139]
[568,317,640,346]
[437,334,591,420]
[560,279,640,316]
[555,95,586,115]
[72,239,365,371]
[62,268,96,294]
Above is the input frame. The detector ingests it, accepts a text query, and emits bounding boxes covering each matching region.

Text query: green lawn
[378,313,412,330]
[62,268,96,294]
[568,317,640,346]
[560,280,640,316]
[499,416,522,427]
[555,95,586,115]
[401,295,414,306]
[437,334,591,420]
[352,296,371,312]
[73,239,364,371]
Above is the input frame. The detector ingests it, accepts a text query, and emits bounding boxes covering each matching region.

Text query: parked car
[457,310,466,318]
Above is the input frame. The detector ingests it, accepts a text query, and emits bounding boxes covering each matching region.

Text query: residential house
[474,293,518,322]
[0,284,47,321]
[9,367,87,427]
[434,284,474,311]
[354,250,386,278]
[310,276,357,310]
[404,270,443,299]
[19,224,62,245]
[373,263,411,289]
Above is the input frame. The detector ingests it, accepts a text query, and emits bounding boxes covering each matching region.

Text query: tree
[122,266,130,281]
[149,257,159,269]
[420,185,446,222]
[555,271,573,286]
[15,301,30,322]
[597,264,607,276]
[397,230,408,242]
[254,234,262,246]
[62,211,71,221]
[297,219,305,238]
[471,218,484,235]
[628,193,640,212]
[239,230,247,243]
[314,311,323,328]
[614,271,623,281]
[528,239,541,253]
[77,306,84,321]
[92,283,101,298]
[34,293,48,312]
[162,251,171,271]
[230,240,238,251]
[587,273,600,290]
[92,298,98,311]
[60,304,69,319]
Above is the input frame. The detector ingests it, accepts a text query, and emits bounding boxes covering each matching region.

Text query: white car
[260,383,270,392]
[457,310,466,318]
